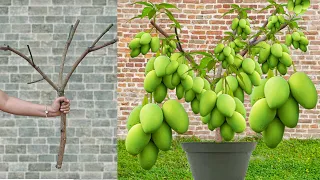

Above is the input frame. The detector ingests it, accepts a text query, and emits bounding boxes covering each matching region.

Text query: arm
[0,90,70,117]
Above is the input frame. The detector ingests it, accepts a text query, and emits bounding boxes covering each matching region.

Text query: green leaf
[258,5,273,13]
[199,57,213,68]
[142,94,149,106]
[164,9,181,29]
[267,0,276,5]
[207,60,216,72]
[231,4,240,10]
[141,7,154,18]
[276,5,285,14]
[241,10,248,19]
[158,3,178,9]
[128,15,142,22]
[148,9,156,19]
[221,9,235,17]
[132,1,153,7]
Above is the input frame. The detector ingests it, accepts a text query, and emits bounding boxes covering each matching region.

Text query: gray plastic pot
[182,142,257,180]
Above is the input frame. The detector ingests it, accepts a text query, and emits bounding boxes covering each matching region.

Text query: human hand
[50,97,70,116]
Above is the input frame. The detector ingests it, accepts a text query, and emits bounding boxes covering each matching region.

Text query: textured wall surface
[0,0,117,179]
[117,0,320,139]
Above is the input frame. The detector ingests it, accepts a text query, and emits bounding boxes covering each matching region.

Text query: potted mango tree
[124,0,317,179]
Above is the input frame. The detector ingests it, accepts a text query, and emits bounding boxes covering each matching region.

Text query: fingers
[56,96,70,103]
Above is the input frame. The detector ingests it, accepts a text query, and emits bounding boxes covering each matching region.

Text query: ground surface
[118,137,320,180]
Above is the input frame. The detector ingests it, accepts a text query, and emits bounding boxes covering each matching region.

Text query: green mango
[281,44,290,53]
[222,60,228,69]
[249,98,276,133]
[171,72,181,87]
[208,121,215,131]
[135,31,145,38]
[294,5,302,14]
[127,105,142,130]
[154,55,171,77]
[169,40,177,50]
[295,0,302,5]
[237,72,252,95]
[223,46,232,57]
[277,96,299,128]
[278,15,285,24]
[141,44,150,55]
[203,78,211,90]
[263,118,284,149]
[287,0,294,11]
[231,18,239,30]
[277,63,287,75]
[144,70,162,93]
[241,32,247,40]
[242,58,255,74]
[201,114,211,124]
[299,44,307,52]
[162,100,189,134]
[239,19,247,28]
[140,33,152,45]
[152,122,172,151]
[254,61,262,75]
[130,48,140,58]
[177,64,189,80]
[125,124,151,155]
[181,75,193,91]
[220,122,235,141]
[176,84,184,100]
[262,62,269,74]
[264,76,290,109]
[150,37,160,52]
[267,21,273,29]
[267,54,278,69]
[288,72,318,109]
[226,76,238,92]
[279,52,292,67]
[234,55,243,68]
[258,43,271,63]
[285,34,292,46]
[234,87,244,103]
[145,57,156,75]
[200,90,217,117]
[196,89,206,101]
[129,38,141,49]
[302,0,310,9]
[214,43,225,54]
[185,89,196,102]
[226,55,234,65]
[217,52,226,61]
[192,77,204,94]
[140,103,163,133]
[237,26,243,35]
[300,37,309,45]
[210,108,225,128]
[226,111,246,133]
[165,60,179,75]
[250,79,267,106]
[163,74,175,90]
[234,97,246,118]
[292,40,300,49]
[153,83,167,103]
[170,52,183,61]
[191,98,200,114]
[292,32,301,41]
[244,25,251,35]
[138,141,159,170]
[217,94,236,117]
[271,43,283,58]
[188,70,195,78]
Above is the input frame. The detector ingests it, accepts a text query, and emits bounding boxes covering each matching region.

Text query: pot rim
[181,141,257,153]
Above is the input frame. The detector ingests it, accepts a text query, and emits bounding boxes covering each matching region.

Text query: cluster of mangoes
[254,42,293,75]
[215,43,236,67]
[249,72,318,148]
[288,0,310,14]
[129,32,160,57]
[285,31,309,52]
[199,91,247,141]
[126,100,189,170]
[267,15,285,33]
[162,40,177,57]
[229,38,246,53]
[231,18,251,40]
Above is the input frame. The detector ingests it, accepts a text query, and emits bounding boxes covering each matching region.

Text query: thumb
[55,96,68,103]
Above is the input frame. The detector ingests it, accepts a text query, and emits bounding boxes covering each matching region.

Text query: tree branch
[27,78,44,84]
[0,46,58,91]
[91,24,114,47]
[59,20,80,87]
[61,38,118,90]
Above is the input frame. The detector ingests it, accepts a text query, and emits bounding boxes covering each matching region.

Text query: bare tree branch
[59,20,80,87]
[0,46,58,91]
[91,24,114,47]
[27,78,44,84]
[27,45,34,66]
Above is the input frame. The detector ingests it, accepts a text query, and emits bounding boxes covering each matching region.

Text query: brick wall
[0,0,117,179]
[117,0,320,140]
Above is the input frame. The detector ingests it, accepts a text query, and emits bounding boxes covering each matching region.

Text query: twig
[58,20,80,87]
[91,24,114,47]
[27,78,44,84]
[27,45,34,65]
[250,11,276,43]
[174,27,183,52]
[0,46,58,91]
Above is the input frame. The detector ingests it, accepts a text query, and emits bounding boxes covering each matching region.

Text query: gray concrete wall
[0,0,117,179]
